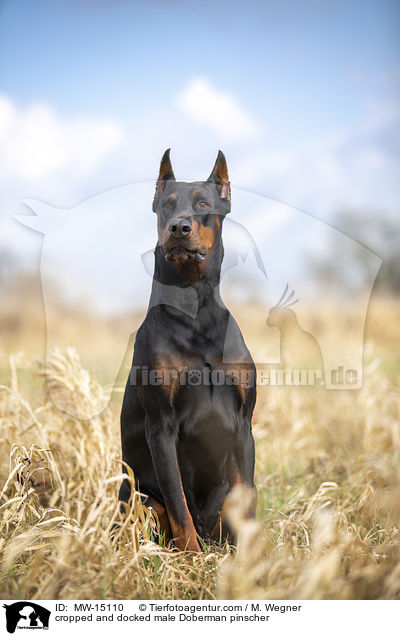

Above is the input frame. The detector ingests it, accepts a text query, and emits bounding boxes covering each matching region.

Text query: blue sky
[1,0,398,197]
[0,0,399,310]
[1,0,398,137]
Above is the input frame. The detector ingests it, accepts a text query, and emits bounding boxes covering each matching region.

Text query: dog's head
[152,149,231,269]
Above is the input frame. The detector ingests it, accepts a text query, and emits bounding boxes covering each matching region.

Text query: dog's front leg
[234,424,256,488]
[145,416,200,552]
[229,424,257,517]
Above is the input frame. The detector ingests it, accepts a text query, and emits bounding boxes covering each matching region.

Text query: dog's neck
[149,239,224,316]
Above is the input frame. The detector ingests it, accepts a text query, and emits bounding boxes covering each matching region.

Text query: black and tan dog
[119,150,256,551]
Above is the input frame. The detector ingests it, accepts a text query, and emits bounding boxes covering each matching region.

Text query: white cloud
[0,94,123,181]
[176,77,258,142]
[231,98,400,216]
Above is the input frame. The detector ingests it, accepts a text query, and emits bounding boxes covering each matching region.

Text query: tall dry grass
[0,350,225,599]
[0,297,400,599]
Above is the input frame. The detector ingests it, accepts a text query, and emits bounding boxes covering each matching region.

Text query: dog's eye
[197,200,209,208]
[163,199,176,209]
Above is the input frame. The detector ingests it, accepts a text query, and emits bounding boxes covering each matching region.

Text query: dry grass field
[0,293,400,600]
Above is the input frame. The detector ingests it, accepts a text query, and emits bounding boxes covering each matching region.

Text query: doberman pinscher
[119,150,256,551]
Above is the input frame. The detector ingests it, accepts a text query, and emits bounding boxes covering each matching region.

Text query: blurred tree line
[308,209,400,295]
[1,207,399,311]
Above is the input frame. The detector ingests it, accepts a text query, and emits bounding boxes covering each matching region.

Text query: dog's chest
[177,383,239,444]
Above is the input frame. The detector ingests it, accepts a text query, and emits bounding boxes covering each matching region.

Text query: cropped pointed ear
[207,150,230,203]
[153,148,176,212]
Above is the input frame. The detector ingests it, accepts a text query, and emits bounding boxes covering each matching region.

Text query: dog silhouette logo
[16,184,381,397]
[3,602,50,633]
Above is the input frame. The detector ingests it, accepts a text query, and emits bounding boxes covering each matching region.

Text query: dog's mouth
[165,245,207,263]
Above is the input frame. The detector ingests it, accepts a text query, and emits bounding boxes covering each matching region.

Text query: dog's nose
[167,217,192,238]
